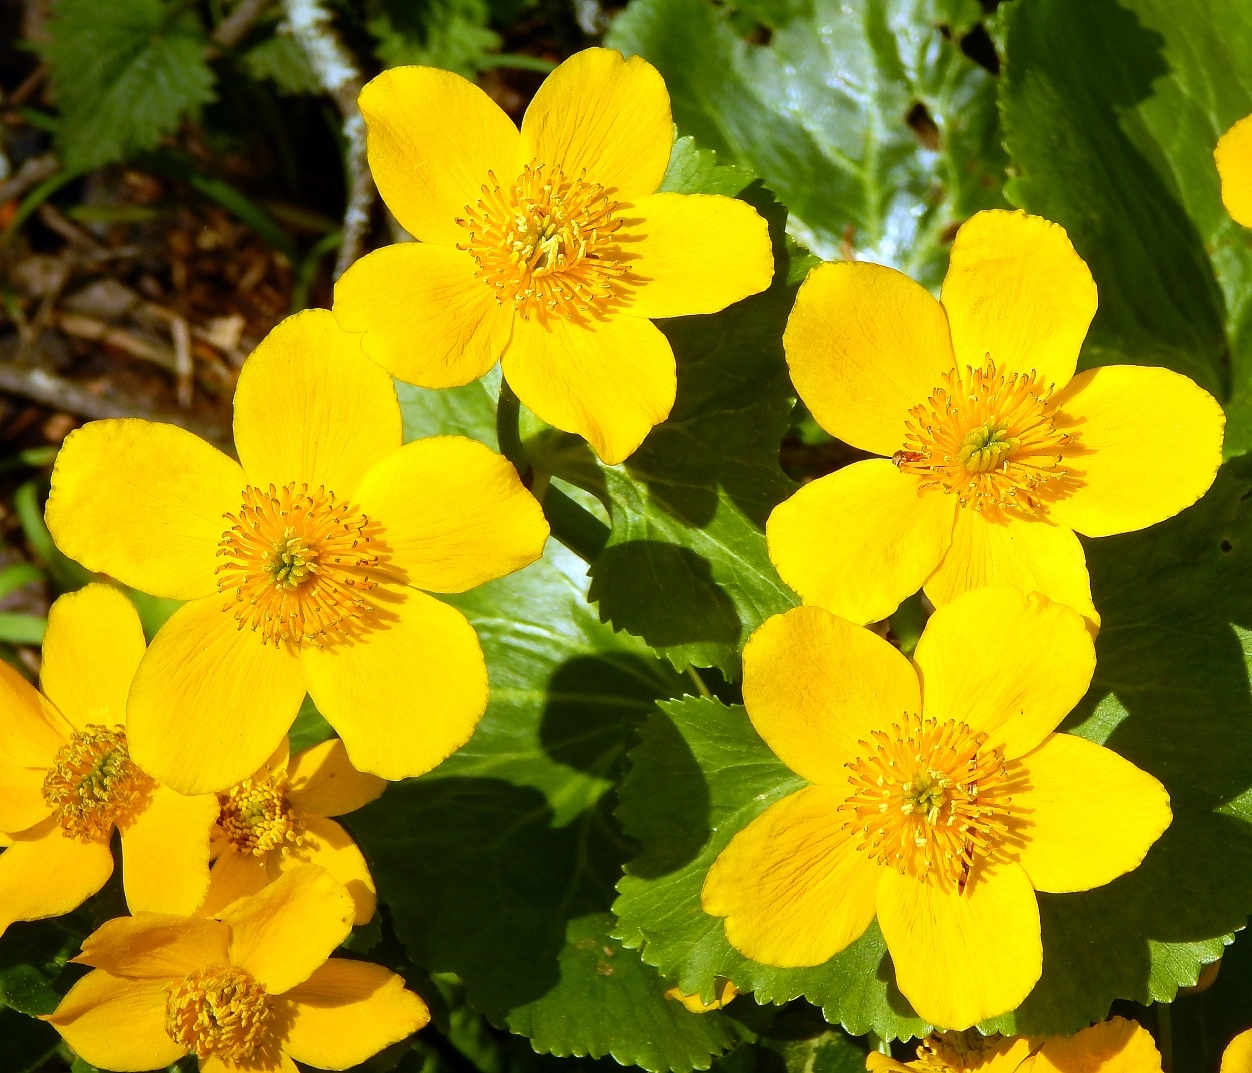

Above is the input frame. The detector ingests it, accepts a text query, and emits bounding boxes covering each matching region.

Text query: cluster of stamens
[42,725,152,842]
[216,483,379,647]
[893,360,1070,518]
[456,162,630,322]
[912,1031,1014,1072]
[165,967,274,1061]
[217,773,303,856]
[840,714,1013,891]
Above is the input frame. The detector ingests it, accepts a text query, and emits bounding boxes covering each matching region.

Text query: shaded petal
[1222,1028,1252,1073]
[923,509,1097,625]
[233,309,401,498]
[913,586,1095,760]
[280,817,375,926]
[127,597,306,796]
[0,748,52,833]
[283,959,429,1070]
[1034,1017,1163,1073]
[355,435,548,594]
[742,606,920,785]
[0,823,113,935]
[359,65,520,246]
[1217,114,1252,229]
[120,782,219,914]
[767,460,955,625]
[45,971,183,1072]
[1050,365,1225,538]
[519,48,671,199]
[286,738,386,818]
[201,1055,298,1073]
[941,210,1096,390]
[41,584,146,732]
[1012,734,1171,893]
[785,260,956,455]
[625,193,773,318]
[0,659,68,768]
[200,845,272,919]
[46,419,244,600]
[221,865,354,994]
[702,785,881,967]
[502,313,675,465]
[876,862,1041,1030]
[302,589,487,782]
[75,914,230,977]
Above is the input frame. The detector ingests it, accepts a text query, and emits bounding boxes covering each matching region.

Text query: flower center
[840,714,1012,891]
[42,725,152,842]
[165,966,273,1061]
[456,162,628,322]
[912,1031,1011,1071]
[893,361,1070,516]
[217,773,302,856]
[216,483,379,647]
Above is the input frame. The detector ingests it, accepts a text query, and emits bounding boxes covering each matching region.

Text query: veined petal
[233,310,402,498]
[783,261,955,455]
[75,914,230,977]
[519,48,671,200]
[355,435,547,594]
[876,862,1042,1030]
[279,817,376,926]
[286,739,386,818]
[1050,365,1224,538]
[302,589,486,782]
[127,597,307,796]
[502,313,675,465]
[941,210,1097,390]
[923,509,1098,626]
[625,193,774,318]
[0,823,113,935]
[914,587,1095,759]
[46,419,244,600]
[702,785,882,967]
[0,748,52,833]
[0,658,68,769]
[1216,114,1252,229]
[1012,734,1170,893]
[767,460,955,625]
[359,65,520,246]
[120,783,219,914]
[742,606,920,785]
[1033,1017,1163,1073]
[333,244,512,389]
[1223,1028,1252,1073]
[199,846,273,919]
[41,584,146,732]
[45,971,184,1072]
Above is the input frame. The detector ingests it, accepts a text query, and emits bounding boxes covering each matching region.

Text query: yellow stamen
[42,725,152,842]
[912,1031,1010,1071]
[217,772,302,856]
[165,966,274,1061]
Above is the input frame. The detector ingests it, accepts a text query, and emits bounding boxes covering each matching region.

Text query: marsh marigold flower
[46,309,549,795]
[45,865,427,1072]
[773,209,1224,626]
[701,586,1171,1029]
[1217,114,1252,227]
[0,584,217,935]
[202,736,384,925]
[331,47,775,465]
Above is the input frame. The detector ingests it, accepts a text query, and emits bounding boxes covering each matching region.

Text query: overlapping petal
[0,749,51,833]
[286,738,386,817]
[44,971,184,1071]
[1033,1017,1163,1073]
[74,914,230,977]
[120,782,218,914]
[279,816,376,925]
[0,660,67,769]
[0,822,113,935]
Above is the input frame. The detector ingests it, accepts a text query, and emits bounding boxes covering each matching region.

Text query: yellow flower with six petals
[1216,114,1252,228]
[701,586,1171,1029]
[332,47,776,465]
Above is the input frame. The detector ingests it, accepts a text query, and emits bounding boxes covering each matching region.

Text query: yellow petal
[940,210,1097,390]
[0,748,52,833]
[865,1055,913,1072]
[280,816,376,926]
[624,193,774,318]
[233,309,402,497]
[1033,1017,1163,1073]
[1223,1028,1252,1073]
[876,862,1041,1030]
[283,958,429,1069]
[767,460,956,625]
[302,589,486,782]
[221,864,354,994]
[120,782,219,914]
[1050,365,1225,538]
[200,845,273,919]
[45,970,184,1072]
[41,584,146,732]
[127,596,307,796]
[741,606,920,785]
[46,419,244,600]
[923,509,1097,626]
[333,243,512,389]
[286,738,386,818]
[1012,734,1170,893]
[0,823,113,935]
[519,48,671,199]
[913,586,1095,759]
[502,313,675,465]
[354,435,548,594]
[1216,114,1252,229]
[0,659,68,768]
[201,1055,299,1073]
[359,65,520,246]
[665,980,738,1013]
[74,914,230,977]
[703,785,881,967]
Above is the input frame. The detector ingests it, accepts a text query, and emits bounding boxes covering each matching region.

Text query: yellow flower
[1216,114,1252,228]
[701,586,1171,1029]
[46,308,550,795]
[332,47,776,465]
[0,584,218,937]
[664,980,738,1013]
[772,209,1224,626]
[1225,1029,1252,1073]
[45,865,428,1072]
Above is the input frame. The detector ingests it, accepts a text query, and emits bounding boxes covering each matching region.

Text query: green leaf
[241,32,321,96]
[606,0,1007,285]
[40,0,216,172]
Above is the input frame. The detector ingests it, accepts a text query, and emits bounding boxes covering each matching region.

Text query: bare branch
[0,154,59,204]
[212,0,274,49]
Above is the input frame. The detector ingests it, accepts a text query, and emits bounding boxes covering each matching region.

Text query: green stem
[1157,1003,1173,1073]
[685,666,713,700]
[496,379,529,480]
